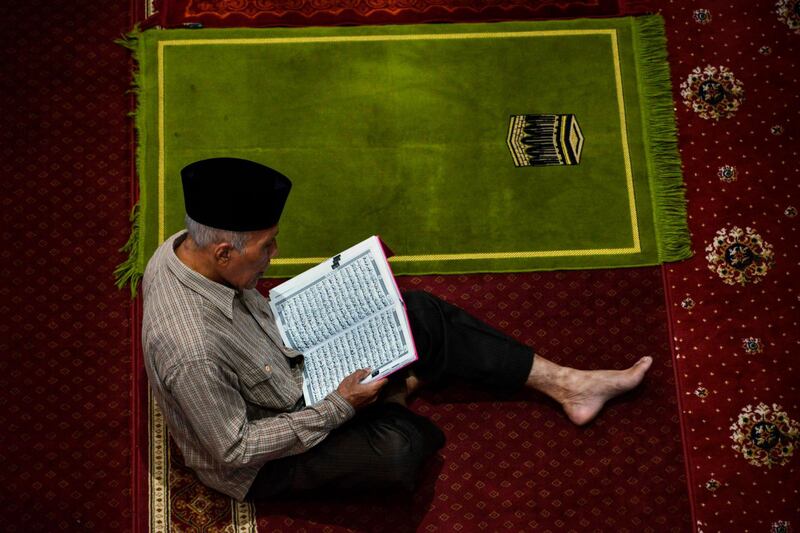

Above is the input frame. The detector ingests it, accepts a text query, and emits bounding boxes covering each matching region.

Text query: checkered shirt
[142,231,354,501]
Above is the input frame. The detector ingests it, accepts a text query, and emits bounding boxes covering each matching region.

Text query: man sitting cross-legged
[142,157,652,502]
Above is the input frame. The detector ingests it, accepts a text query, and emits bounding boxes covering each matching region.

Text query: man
[142,157,652,502]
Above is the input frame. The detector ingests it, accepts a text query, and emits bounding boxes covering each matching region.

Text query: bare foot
[560,356,653,426]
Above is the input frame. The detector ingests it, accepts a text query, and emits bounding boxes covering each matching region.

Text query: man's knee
[402,291,445,353]
[402,290,439,313]
[369,418,444,490]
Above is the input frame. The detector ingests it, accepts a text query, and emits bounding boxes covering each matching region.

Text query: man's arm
[167,359,355,468]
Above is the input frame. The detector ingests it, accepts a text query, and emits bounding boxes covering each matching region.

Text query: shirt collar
[165,230,238,320]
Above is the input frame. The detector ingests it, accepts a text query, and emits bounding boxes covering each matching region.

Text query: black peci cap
[180,157,292,232]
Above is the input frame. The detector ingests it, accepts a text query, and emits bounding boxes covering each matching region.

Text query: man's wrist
[325,390,356,422]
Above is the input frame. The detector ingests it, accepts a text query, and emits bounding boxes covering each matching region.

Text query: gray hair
[184,214,251,251]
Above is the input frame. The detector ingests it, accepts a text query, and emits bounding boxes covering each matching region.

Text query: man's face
[221,225,279,291]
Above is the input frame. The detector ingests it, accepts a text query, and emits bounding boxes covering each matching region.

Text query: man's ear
[213,242,235,265]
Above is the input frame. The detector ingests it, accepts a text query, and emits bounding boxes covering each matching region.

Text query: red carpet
[0,0,135,531]
[158,270,690,531]
[3,0,798,531]
[151,0,650,28]
[133,0,800,526]
[128,1,693,530]
[660,0,800,530]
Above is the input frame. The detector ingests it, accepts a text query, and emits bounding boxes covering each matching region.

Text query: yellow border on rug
[155,29,640,264]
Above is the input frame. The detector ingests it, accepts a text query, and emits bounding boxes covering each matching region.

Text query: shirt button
[264,364,272,373]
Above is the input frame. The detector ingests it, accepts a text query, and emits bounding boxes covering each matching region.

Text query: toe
[634,356,653,372]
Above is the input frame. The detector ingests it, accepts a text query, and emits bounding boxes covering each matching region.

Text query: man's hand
[336,368,388,410]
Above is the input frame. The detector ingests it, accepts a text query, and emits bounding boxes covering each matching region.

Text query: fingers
[360,369,390,390]
[337,368,390,409]
[365,379,387,405]
[362,377,388,395]
[349,368,371,381]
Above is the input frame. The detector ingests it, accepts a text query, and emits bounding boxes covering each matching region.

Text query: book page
[269,237,398,352]
[268,236,417,405]
[301,302,415,406]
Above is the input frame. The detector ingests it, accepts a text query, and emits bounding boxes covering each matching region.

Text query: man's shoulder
[144,279,207,332]
[142,248,218,371]
[141,231,238,378]
[142,231,203,323]
[142,298,226,390]
[143,285,211,354]
[143,231,184,286]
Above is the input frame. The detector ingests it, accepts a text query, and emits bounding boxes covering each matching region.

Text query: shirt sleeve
[166,358,355,468]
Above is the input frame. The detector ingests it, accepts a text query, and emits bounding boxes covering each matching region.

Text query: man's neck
[175,234,226,285]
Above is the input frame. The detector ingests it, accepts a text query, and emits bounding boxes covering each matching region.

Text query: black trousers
[246,291,534,500]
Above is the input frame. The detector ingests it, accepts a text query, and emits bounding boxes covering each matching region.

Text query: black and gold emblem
[506,114,584,167]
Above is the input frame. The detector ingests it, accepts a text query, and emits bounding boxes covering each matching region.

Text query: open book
[268,236,418,405]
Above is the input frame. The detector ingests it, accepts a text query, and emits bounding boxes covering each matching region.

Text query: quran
[269,236,418,405]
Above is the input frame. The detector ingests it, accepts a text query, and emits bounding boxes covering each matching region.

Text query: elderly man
[143,157,652,502]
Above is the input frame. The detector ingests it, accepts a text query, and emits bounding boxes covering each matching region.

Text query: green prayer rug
[117,15,690,289]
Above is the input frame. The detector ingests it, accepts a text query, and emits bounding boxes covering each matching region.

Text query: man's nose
[269,240,279,259]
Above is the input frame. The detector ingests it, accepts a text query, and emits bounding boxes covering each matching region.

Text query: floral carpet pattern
[2,0,797,530]
[679,65,745,121]
[138,0,800,531]
[662,0,799,530]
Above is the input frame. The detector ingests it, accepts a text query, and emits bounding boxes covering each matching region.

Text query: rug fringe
[633,14,692,263]
[115,29,147,296]
[114,203,143,296]
[114,26,140,52]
